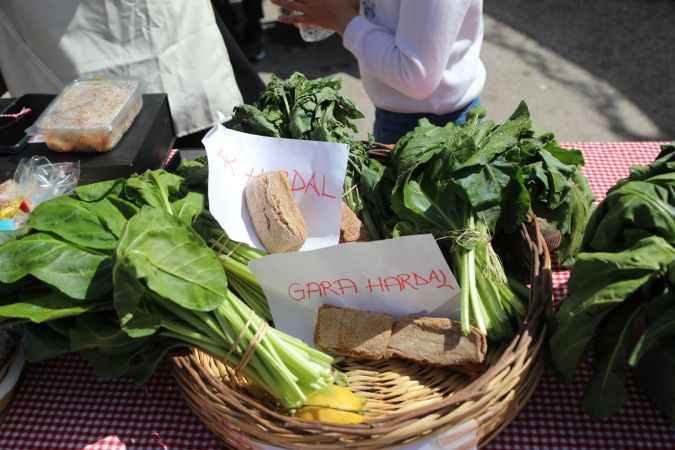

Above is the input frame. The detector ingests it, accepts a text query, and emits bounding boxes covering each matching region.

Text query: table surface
[1,142,673,450]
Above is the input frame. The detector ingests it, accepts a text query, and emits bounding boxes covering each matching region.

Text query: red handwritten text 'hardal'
[288,269,455,302]
[216,148,336,199]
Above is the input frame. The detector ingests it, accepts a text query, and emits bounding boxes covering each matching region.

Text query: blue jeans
[373,98,481,144]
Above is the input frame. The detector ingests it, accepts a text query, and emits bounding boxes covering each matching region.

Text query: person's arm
[344,1,471,100]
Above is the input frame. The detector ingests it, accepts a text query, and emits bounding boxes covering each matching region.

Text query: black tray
[0,94,175,185]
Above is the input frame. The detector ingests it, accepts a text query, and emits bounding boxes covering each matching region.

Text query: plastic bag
[0,156,80,236]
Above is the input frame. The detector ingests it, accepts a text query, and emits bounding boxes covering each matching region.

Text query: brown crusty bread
[314,305,394,360]
[389,317,487,368]
[245,171,307,253]
[313,306,487,370]
[340,201,369,243]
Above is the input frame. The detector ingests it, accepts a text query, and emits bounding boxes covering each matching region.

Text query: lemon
[295,385,365,424]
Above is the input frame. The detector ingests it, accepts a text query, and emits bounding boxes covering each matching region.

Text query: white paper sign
[203,124,349,251]
[249,234,461,345]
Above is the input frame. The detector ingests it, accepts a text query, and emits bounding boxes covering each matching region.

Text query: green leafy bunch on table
[0,73,601,419]
[551,143,675,424]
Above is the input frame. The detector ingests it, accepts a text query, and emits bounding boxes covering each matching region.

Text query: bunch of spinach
[230,72,363,142]
[0,168,335,409]
[550,144,675,423]
[355,103,594,341]
[229,72,380,237]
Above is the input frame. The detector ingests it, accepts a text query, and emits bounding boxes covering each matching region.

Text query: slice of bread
[314,305,394,360]
[388,317,487,368]
[340,202,369,243]
[245,171,307,253]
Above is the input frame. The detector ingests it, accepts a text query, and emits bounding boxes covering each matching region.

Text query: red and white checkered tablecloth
[1,143,673,450]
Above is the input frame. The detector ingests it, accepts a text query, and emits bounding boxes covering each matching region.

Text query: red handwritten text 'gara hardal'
[217,148,336,199]
[288,269,456,302]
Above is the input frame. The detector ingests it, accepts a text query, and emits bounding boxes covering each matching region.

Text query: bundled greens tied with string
[356,102,594,341]
[0,167,334,409]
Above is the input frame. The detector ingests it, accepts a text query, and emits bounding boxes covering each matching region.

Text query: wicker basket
[171,218,552,449]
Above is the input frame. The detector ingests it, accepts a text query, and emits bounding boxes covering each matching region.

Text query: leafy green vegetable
[551,143,675,422]
[229,72,374,237]
[0,162,335,409]
[28,196,120,249]
[353,102,591,341]
[582,302,645,418]
[582,179,675,252]
[230,72,363,143]
[0,233,112,300]
[171,192,204,225]
[116,209,227,313]
[551,236,674,379]
[21,321,72,361]
[635,337,675,425]
[0,292,108,323]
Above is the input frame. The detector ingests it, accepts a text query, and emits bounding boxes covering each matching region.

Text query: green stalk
[229,276,271,321]
[457,250,472,335]
[158,299,224,344]
[220,255,259,286]
[466,242,488,335]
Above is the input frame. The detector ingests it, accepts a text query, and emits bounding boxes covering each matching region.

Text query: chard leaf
[0,233,112,300]
[115,209,228,313]
[231,104,282,137]
[28,196,118,250]
[171,192,204,225]
[628,144,675,182]
[0,292,107,323]
[400,180,451,230]
[124,170,183,213]
[391,119,451,176]
[498,168,531,233]
[177,157,209,189]
[583,180,675,252]
[556,169,595,265]
[69,313,140,352]
[83,337,182,384]
[453,159,513,211]
[583,302,644,418]
[476,101,532,160]
[550,236,675,379]
[87,198,128,238]
[107,195,140,219]
[545,144,585,166]
[75,179,124,202]
[21,322,71,361]
[635,338,675,424]
[112,256,159,338]
[629,299,675,366]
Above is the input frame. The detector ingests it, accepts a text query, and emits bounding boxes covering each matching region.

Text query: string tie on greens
[225,311,270,374]
[437,228,489,251]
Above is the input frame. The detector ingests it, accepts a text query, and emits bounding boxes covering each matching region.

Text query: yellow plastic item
[0,199,22,219]
[295,385,366,424]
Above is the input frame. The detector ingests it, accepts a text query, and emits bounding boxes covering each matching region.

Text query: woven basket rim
[170,216,552,449]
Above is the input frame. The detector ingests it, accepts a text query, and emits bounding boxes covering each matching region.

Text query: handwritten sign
[203,124,349,251]
[249,234,461,345]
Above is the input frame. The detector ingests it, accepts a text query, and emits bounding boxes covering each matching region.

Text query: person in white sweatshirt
[272,0,485,144]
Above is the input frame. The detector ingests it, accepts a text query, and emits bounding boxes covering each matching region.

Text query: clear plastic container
[299,25,335,42]
[280,7,335,42]
[27,79,143,153]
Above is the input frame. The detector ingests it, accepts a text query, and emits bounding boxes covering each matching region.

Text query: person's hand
[272,0,359,35]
